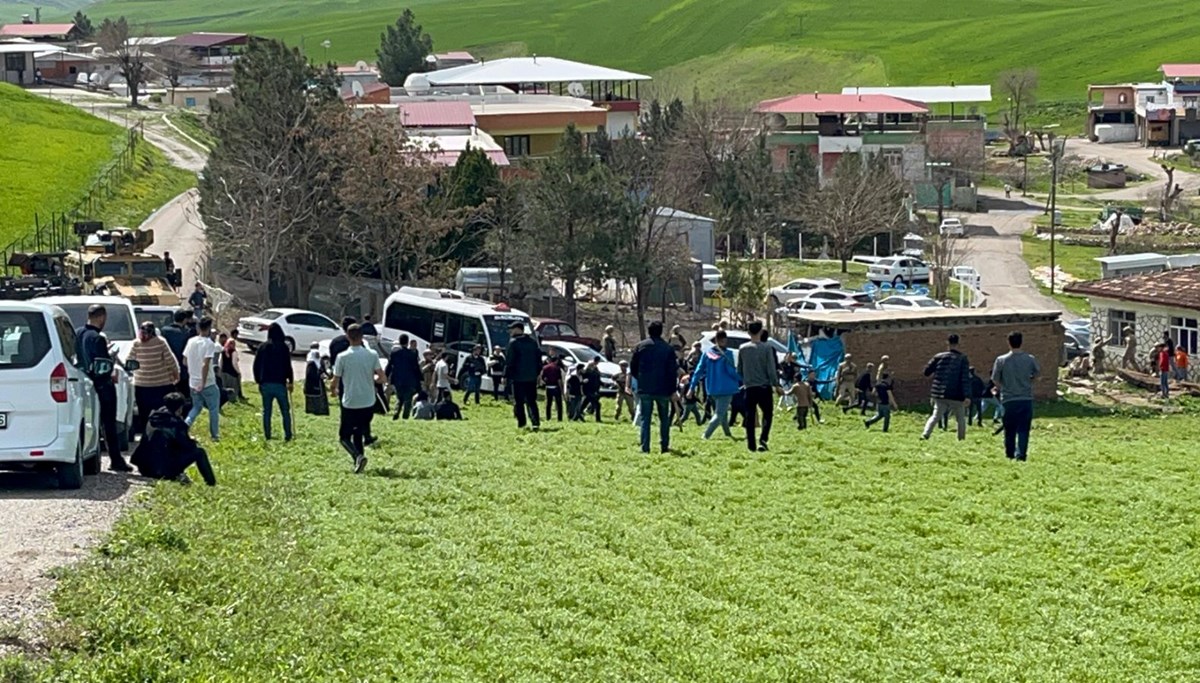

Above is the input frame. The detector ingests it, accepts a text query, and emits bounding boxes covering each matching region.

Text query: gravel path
[0,469,146,656]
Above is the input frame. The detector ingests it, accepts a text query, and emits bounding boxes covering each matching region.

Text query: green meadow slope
[76,0,1200,103]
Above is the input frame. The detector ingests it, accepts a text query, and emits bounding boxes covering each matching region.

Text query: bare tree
[1160,164,1185,221]
[801,153,907,272]
[998,68,1038,152]
[97,17,150,107]
[155,43,200,88]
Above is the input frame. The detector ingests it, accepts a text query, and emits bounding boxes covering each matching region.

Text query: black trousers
[134,384,171,436]
[511,380,540,428]
[580,393,602,422]
[490,375,508,400]
[743,386,774,450]
[96,382,122,460]
[164,446,217,486]
[392,384,416,419]
[339,406,374,457]
[545,386,563,421]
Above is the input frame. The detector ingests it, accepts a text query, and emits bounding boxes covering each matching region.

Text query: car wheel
[57,439,85,490]
[892,275,906,286]
[285,337,296,354]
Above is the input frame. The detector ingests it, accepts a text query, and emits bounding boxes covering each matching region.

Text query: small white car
[542,341,622,395]
[33,295,138,450]
[702,264,723,294]
[950,265,982,289]
[939,218,966,237]
[801,289,875,308]
[238,308,342,354]
[767,278,842,307]
[867,257,931,286]
[785,299,855,312]
[874,295,944,311]
[0,302,101,489]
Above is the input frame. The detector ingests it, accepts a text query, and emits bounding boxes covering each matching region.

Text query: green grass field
[8,391,1200,681]
[0,84,127,245]
[75,0,1200,105]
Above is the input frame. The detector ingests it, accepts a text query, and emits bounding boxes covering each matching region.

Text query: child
[864,372,896,433]
[675,373,703,427]
[412,391,436,420]
[566,365,584,422]
[788,379,814,430]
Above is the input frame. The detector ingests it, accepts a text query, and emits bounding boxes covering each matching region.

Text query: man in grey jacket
[737,322,782,452]
[991,331,1041,461]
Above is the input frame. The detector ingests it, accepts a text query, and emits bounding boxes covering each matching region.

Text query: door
[54,314,97,455]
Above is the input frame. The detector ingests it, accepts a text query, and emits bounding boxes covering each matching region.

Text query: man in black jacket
[580,358,603,422]
[504,321,542,430]
[130,392,216,485]
[629,320,679,453]
[921,334,972,441]
[160,308,195,399]
[77,304,132,472]
[388,334,423,420]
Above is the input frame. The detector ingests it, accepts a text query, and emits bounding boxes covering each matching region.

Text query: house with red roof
[0,21,80,44]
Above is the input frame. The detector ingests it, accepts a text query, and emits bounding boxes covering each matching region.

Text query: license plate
[241,323,254,330]
[0,413,7,429]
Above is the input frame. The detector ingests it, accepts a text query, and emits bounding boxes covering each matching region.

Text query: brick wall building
[786,309,1063,406]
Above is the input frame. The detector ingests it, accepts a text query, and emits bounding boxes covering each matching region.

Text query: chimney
[813,91,819,99]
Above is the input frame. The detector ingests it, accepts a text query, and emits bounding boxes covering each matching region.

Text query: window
[503,135,531,157]
[1118,93,1128,104]
[287,313,327,328]
[54,304,136,342]
[1108,310,1136,345]
[558,323,579,337]
[882,148,903,174]
[1171,316,1198,353]
[0,312,51,370]
[132,261,167,276]
[1146,96,1156,103]
[5,54,25,72]
[384,302,433,342]
[540,324,559,337]
[53,315,78,365]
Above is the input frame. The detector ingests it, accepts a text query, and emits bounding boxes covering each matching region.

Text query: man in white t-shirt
[183,317,222,441]
[330,324,385,473]
[434,352,452,403]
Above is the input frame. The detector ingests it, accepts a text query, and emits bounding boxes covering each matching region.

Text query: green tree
[376,9,433,86]
[199,39,341,305]
[444,146,501,264]
[72,11,95,40]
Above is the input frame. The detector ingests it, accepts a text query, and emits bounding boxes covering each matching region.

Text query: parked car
[802,289,874,308]
[1063,331,1089,366]
[535,319,601,351]
[238,308,342,354]
[318,335,388,374]
[874,295,944,311]
[133,304,178,331]
[867,257,931,286]
[0,302,101,489]
[950,265,982,290]
[542,341,620,395]
[785,299,855,312]
[33,295,138,450]
[939,217,966,237]
[702,264,723,294]
[767,278,842,307]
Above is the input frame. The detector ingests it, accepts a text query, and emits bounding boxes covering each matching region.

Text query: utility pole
[1048,136,1064,294]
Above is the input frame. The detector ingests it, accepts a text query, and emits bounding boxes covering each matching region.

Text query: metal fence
[1,121,145,273]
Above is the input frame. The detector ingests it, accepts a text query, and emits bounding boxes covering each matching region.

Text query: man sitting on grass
[130,392,217,486]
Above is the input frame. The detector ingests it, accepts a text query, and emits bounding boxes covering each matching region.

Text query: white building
[1065,266,1200,356]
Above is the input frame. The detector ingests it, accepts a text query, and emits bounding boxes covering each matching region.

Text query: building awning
[169,32,249,48]
[839,85,992,104]
[1161,64,1200,79]
[424,56,650,86]
[757,93,928,115]
[0,41,64,54]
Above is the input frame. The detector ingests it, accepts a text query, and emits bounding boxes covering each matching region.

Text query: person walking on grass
[847,362,876,416]
[921,334,972,441]
[460,345,487,406]
[541,356,564,421]
[330,324,385,473]
[675,372,704,428]
[788,377,815,430]
[434,352,453,403]
[968,365,987,426]
[388,334,422,420]
[738,322,782,452]
[1156,343,1172,400]
[221,329,246,403]
[613,360,635,422]
[566,365,584,421]
[581,357,603,422]
[488,346,508,401]
[504,321,542,431]
[688,329,741,441]
[128,321,179,438]
[864,372,897,432]
[183,317,222,442]
[991,331,1041,461]
[602,325,617,363]
[252,322,294,441]
[629,320,679,454]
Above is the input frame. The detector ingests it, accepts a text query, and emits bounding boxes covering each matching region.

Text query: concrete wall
[838,320,1062,406]
[1,51,34,85]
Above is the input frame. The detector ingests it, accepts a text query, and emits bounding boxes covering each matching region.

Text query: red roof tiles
[395,101,476,128]
[0,23,74,37]
[1064,267,1200,313]
[756,93,928,115]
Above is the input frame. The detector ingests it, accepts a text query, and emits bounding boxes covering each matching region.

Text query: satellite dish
[355,60,369,71]
[767,113,787,130]
[425,54,438,64]
[404,73,430,94]
[351,80,364,98]
[567,81,586,97]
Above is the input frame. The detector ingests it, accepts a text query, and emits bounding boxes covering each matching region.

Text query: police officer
[77,305,132,472]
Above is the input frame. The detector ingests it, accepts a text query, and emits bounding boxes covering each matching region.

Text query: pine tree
[72,11,95,40]
[376,9,433,86]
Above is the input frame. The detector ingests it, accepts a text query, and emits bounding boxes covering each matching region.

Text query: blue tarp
[803,336,845,400]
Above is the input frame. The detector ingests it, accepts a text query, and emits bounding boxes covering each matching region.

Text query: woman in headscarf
[252,322,294,440]
[127,321,180,436]
[303,341,329,416]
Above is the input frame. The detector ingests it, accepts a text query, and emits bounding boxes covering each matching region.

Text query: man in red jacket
[1157,343,1172,399]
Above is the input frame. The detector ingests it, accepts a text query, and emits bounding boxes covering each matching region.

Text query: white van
[0,303,101,489]
[33,295,139,449]
[381,287,534,390]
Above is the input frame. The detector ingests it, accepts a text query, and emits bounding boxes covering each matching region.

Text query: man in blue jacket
[628,321,678,454]
[688,330,742,440]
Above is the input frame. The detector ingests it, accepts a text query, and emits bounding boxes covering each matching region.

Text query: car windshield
[484,314,532,350]
[54,303,137,342]
[703,265,720,275]
[914,299,941,308]
[568,346,602,362]
[135,308,176,330]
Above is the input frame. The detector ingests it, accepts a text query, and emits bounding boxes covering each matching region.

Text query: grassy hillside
[78,0,1200,104]
[7,395,1200,680]
[0,84,127,245]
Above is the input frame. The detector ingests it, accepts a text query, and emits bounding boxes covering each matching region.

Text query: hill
[75,0,1200,104]
[0,84,126,245]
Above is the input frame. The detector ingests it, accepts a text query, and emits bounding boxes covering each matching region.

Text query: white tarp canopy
[0,41,64,54]
[840,85,992,104]
[424,56,650,86]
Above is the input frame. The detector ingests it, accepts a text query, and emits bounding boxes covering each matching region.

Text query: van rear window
[0,312,51,370]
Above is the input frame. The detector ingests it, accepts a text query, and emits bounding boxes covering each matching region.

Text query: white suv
[33,295,139,449]
[0,303,101,489]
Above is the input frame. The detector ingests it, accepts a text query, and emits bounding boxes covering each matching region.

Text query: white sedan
[801,289,874,308]
[702,264,723,294]
[238,308,341,354]
[939,217,966,237]
[874,295,944,311]
[542,341,622,395]
[785,299,856,312]
[767,278,842,307]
